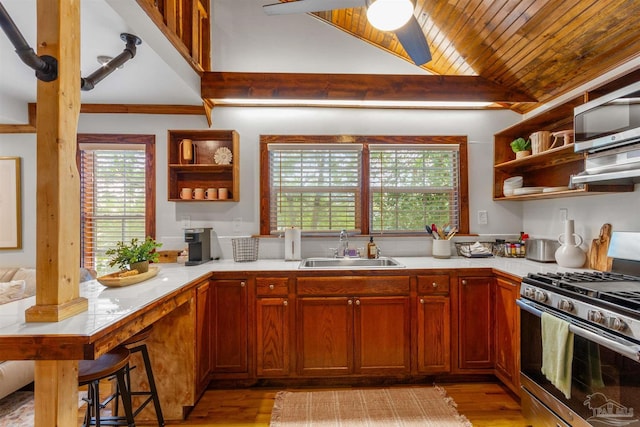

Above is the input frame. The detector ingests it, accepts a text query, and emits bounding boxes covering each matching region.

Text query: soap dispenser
[367,236,378,259]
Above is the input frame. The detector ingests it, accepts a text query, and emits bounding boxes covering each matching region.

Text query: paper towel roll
[284,227,301,260]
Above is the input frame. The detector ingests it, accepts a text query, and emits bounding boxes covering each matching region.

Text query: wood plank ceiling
[307,0,640,113]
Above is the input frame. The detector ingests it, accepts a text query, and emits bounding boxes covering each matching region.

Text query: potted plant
[105,236,162,274]
[510,137,531,159]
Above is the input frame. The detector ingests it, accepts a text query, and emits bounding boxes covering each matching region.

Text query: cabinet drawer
[297,276,410,295]
[256,277,289,296]
[417,275,450,294]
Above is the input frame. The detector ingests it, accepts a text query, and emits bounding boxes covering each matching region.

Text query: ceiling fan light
[366,0,413,31]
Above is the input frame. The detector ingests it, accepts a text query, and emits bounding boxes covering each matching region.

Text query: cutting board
[588,223,613,271]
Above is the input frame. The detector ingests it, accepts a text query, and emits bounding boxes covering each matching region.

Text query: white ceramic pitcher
[554,219,586,268]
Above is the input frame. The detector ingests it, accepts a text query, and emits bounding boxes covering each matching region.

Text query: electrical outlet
[233,217,242,233]
[477,210,488,225]
[559,208,568,222]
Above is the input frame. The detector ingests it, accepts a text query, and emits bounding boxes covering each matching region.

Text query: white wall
[0,106,520,266]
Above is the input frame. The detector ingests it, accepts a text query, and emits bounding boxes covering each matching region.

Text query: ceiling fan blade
[263,0,365,15]
[394,15,432,65]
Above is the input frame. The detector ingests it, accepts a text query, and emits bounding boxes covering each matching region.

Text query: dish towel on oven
[541,312,574,399]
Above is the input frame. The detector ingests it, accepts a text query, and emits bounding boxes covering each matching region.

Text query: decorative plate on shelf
[213,147,233,165]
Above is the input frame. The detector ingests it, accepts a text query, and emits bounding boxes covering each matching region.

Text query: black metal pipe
[81,33,142,91]
[0,1,57,81]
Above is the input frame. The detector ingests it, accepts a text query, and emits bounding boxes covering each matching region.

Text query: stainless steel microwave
[574,80,640,153]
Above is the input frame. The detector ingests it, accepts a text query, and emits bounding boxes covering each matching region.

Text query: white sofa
[0,267,95,400]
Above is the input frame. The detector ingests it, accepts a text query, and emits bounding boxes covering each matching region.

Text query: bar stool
[116,325,165,426]
[78,346,135,427]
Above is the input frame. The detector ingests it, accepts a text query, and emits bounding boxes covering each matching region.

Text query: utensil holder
[432,239,451,259]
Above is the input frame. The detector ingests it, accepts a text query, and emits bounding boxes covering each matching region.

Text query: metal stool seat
[78,346,135,427]
[116,326,164,426]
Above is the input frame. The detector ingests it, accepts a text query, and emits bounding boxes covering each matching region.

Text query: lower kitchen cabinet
[195,280,212,395]
[417,296,451,373]
[458,276,494,370]
[211,278,249,375]
[296,295,411,376]
[255,276,292,377]
[416,275,451,373]
[494,275,520,393]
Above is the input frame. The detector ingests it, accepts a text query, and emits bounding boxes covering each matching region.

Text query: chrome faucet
[338,229,349,257]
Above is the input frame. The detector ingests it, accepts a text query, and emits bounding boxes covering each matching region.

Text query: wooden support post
[25,0,88,322]
[34,361,79,427]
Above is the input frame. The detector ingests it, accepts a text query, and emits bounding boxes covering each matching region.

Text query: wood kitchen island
[0,257,589,423]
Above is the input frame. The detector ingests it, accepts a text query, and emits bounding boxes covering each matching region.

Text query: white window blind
[369,144,460,233]
[268,143,362,234]
[80,146,147,274]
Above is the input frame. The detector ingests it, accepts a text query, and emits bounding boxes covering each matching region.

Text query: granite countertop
[0,256,587,339]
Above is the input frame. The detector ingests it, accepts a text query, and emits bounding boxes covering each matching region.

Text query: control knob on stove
[587,310,605,324]
[534,290,548,303]
[557,299,574,312]
[608,317,628,332]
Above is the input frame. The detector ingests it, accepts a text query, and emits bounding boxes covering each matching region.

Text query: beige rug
[270,386,473,426]
[0,391,87,427]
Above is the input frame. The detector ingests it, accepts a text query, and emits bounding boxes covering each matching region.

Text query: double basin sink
[298,257,404,269]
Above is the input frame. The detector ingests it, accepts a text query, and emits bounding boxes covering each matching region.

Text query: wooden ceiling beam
[201,72,536,103]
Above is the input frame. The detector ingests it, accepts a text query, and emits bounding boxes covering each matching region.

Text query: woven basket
[231,237,259,262]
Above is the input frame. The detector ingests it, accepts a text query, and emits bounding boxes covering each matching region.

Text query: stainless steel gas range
[517,232,640,427]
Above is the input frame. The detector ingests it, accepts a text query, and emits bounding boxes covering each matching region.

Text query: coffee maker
[184,227,212,266]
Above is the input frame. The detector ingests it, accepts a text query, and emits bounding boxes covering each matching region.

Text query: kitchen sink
[298,257,404,269]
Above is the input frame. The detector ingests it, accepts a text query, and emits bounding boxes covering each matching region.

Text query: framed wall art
[0,157,21,249]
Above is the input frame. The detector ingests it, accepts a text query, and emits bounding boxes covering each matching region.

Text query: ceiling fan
[262,0,432,65]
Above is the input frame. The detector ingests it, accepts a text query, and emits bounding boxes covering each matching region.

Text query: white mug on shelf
[193,188,205,200]
[218,188,229,200]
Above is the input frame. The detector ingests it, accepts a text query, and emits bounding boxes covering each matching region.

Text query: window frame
[77,134,156,270]
[260,135,469,236]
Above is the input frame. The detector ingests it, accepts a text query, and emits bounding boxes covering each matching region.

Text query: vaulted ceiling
[301,0,640,113]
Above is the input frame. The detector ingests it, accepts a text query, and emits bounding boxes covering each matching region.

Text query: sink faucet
[338,229,349,257]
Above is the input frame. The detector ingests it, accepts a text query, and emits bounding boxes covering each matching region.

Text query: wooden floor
[169,381,528,426]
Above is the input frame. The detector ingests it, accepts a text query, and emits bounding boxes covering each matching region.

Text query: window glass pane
[80,149,147,275]
[370,146,459,233]
[269,145,361,233]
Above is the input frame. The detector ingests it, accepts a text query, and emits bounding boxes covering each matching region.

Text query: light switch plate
[477,210,488,225]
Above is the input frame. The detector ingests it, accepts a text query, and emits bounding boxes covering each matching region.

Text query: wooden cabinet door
[494,277,520,392]
[417,295,451,373]
[256,297,290,377]
[354,296,410,374]
[211,279,248,373]
[297,297,353,376]
[458,277,494,369]
[195,281,211,394]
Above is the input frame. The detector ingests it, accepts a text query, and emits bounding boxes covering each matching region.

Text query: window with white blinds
[261,136,467,236]
[268,143,362,233]
[79,143,149,275]
[369,144,460,233]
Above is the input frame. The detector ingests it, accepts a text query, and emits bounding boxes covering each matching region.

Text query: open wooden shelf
[493,80,636,200]
[168,130,239,201]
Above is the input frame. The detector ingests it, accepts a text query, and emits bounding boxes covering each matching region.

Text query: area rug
[0,391,87,427]
[270,386,472,426]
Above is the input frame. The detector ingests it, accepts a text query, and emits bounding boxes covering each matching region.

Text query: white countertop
[0,256,586,339]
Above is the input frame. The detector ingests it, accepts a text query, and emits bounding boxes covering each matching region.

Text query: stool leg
[115,368,136,427]
[139,345,165,426]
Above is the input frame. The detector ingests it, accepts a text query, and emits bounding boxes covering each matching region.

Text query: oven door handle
[517,299,640,362]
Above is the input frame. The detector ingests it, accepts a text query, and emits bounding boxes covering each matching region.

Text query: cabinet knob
[432,282,438,288]
[462,280,467,286]
[269,284,275,290]
[420,298,425,304]
[348,299,353,305]
[283,300,288,306]
[355,299,361,306]
[240,281,246,287]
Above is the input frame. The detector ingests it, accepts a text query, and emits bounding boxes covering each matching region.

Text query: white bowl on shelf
[503,176,524,196]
